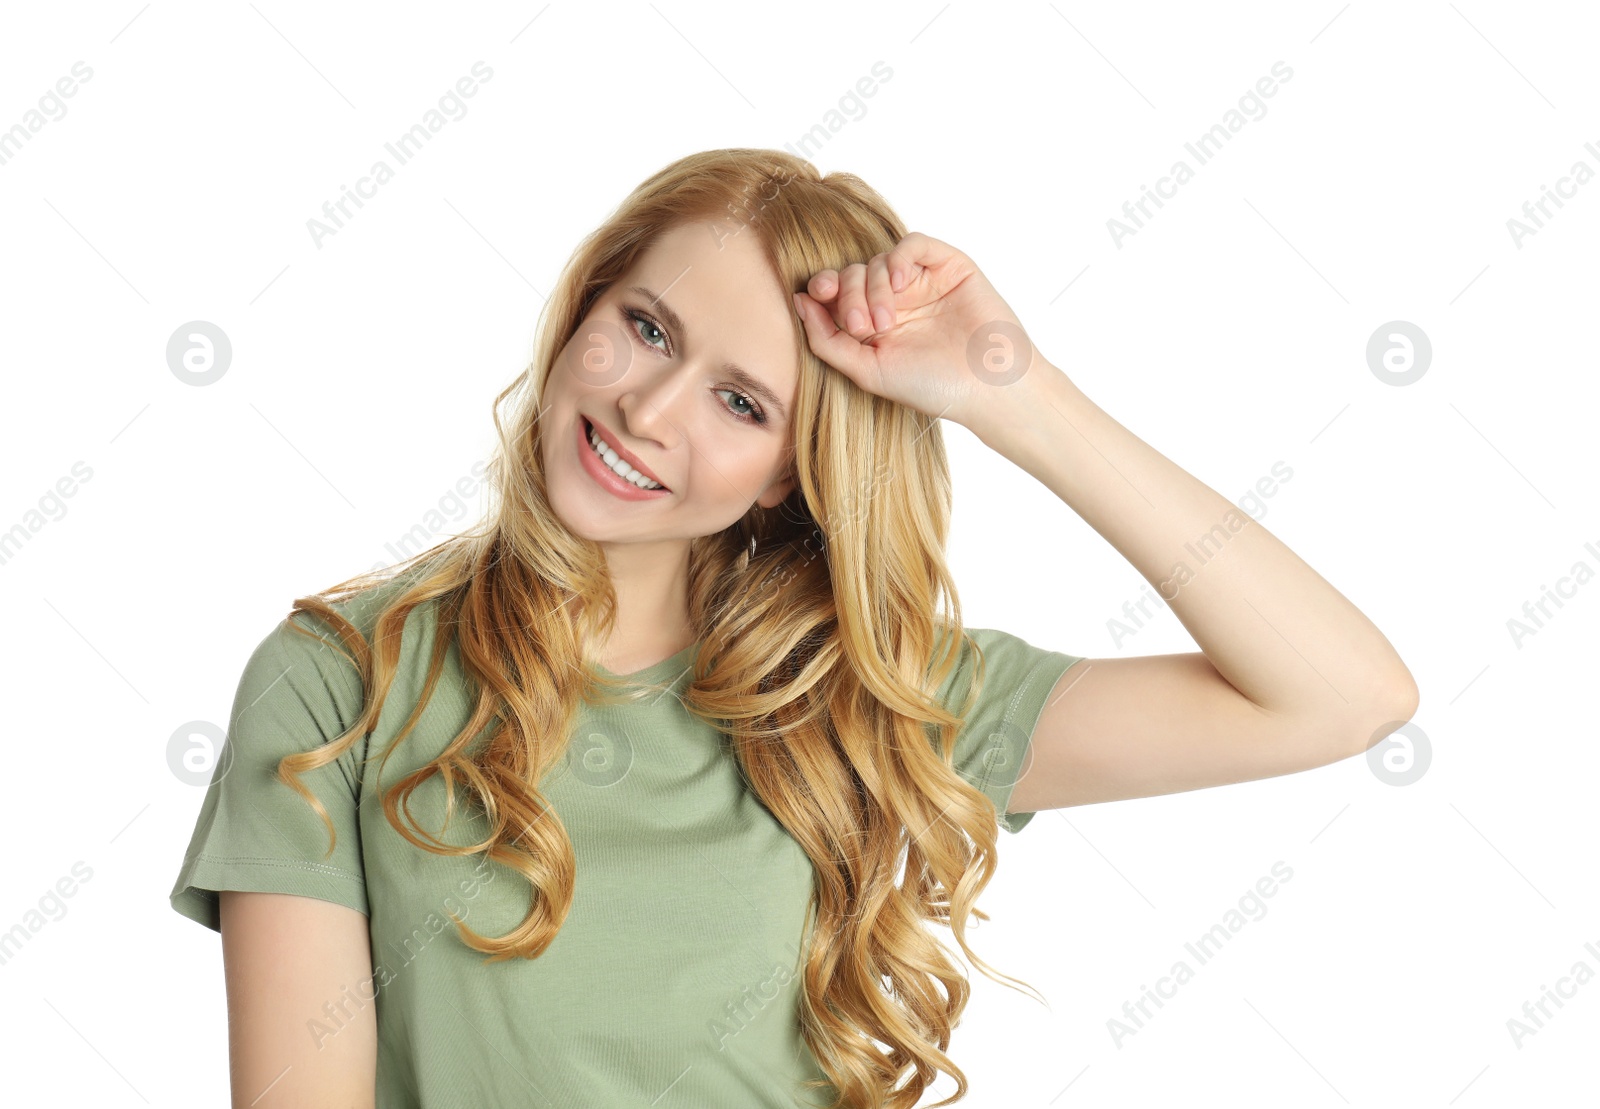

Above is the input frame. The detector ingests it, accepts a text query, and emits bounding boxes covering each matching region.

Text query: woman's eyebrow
[627,284,788,423]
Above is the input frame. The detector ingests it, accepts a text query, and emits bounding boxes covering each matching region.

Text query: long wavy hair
[273,148,1038,1109]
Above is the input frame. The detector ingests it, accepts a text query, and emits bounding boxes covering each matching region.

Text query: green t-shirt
[170,577,1083,1107]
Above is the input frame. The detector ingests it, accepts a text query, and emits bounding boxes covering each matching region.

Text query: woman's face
[540,218,801,548]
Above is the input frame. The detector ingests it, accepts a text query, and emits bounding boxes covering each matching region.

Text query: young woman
[170,148,1418,1109]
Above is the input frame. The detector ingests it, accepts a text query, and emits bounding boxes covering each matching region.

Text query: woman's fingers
[867,255,894,332]
[837,262,871,336]
[794,289,874,390]
[806,269,838,303]
[888,231,948,287]
[840,255,899,335]
[804,237,940,337]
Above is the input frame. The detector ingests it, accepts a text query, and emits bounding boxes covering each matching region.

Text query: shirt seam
[975,651,1054,795]
[181,851,366,884]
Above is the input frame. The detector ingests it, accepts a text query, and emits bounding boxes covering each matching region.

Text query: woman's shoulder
[285,565,442,644]
[928,622,1084,707]
[254,566,449,708]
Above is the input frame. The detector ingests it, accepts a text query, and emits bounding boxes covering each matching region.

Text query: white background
[1,1,1595,1106]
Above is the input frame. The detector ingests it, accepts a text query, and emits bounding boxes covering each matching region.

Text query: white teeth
[586,422,663,490]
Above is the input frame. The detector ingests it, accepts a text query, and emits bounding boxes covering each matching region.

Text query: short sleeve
[169,613,370,932]
[933,627,1084,835]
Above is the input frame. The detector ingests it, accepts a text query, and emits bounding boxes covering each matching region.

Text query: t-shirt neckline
[593,641,699,683]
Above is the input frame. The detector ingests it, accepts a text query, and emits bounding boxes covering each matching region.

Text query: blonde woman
[171,148,1417,1109]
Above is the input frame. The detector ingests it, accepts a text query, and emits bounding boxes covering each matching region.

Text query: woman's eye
[715,388,766,425]
[624,308,668,352]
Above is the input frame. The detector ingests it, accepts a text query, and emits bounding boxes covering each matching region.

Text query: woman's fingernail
[793,292,804,318]
[873,307,891,331]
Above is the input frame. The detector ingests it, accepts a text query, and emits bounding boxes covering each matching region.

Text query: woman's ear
[757,473,796,509]
[757,445,798,509]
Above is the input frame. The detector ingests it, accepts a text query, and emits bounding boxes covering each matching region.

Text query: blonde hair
[275,148,1036,1108]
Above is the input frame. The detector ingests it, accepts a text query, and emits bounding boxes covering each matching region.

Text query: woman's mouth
[579,416,671,496]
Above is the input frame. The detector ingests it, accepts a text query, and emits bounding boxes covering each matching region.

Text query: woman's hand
[793,231,1051,438]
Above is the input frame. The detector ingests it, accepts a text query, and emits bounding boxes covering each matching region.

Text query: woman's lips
[580,416,671,493]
